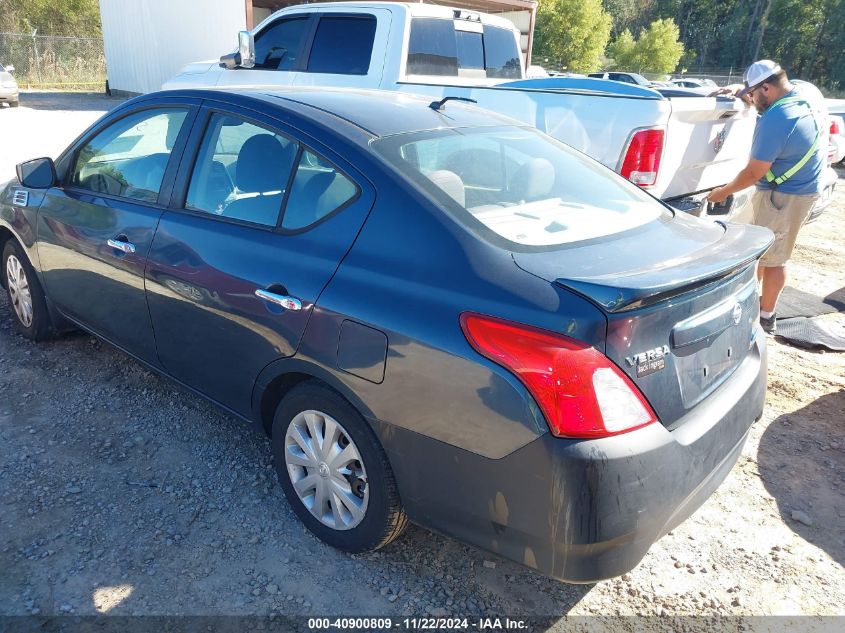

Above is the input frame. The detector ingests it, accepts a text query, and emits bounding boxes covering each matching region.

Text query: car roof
[155,87,522,139]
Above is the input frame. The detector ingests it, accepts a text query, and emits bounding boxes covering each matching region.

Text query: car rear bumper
[0,87,19,102]
[384,331,767,583]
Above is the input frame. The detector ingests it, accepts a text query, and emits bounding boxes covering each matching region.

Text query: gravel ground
[1,94,843,628]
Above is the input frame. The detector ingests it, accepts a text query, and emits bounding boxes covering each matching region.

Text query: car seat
[224,134,295,225]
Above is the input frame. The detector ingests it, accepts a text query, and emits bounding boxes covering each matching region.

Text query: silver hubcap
[284,410,369,530]
[5,255,33,328]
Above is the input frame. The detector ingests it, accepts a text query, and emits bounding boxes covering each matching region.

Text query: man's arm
[708,83,753,106]
[707,159,772,203]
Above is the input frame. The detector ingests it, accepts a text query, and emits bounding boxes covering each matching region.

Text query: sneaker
[760,313,777,335]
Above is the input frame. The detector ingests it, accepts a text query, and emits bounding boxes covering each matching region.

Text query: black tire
[10,100,20,108]
[272,381,407,552]
[2,240,52,340]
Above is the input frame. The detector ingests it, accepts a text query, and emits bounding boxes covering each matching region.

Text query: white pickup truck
[164,1,833,217]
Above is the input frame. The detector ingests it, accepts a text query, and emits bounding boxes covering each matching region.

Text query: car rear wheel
[2,240,51,340]
[10,100,19,108]
[272,381,407,552]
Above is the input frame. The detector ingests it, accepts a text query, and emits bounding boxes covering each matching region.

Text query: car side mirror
[17,158,57,189]
[238,31,256,69]
[219,31,256,69]
[5,64,14,73]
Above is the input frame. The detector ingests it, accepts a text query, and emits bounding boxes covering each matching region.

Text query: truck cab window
[253,17,309,70]
[307,16,377,75]
[483,26,521,79]
[407,18,458,76]
[407,19,521,79]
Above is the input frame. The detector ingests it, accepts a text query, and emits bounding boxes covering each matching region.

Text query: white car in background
[670,77,718,90]
[0,63,19,108]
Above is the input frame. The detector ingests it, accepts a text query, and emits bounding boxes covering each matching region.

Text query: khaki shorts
[750,189,819,267]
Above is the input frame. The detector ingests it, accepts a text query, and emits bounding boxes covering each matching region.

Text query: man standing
[708,60,825,334]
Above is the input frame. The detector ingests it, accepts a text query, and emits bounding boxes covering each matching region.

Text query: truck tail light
[620,128,665,187]
[831,119,841,136]
[460,313,658,439]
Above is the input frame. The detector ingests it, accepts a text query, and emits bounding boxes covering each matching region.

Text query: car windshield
[372,126,668,247]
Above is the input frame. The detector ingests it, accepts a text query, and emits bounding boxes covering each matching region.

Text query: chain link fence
[0,32,106,91]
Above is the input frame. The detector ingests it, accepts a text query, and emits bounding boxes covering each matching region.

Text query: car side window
[70,108,188,203]
[282,150,357,230]
[306,16,377,75]
[253,17,309,70]
[185,114,298,227]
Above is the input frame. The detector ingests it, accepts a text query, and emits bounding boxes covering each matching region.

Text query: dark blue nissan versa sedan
[0,88,772,582]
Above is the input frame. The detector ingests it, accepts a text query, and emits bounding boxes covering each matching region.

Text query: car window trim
[169,101,364,236]
[58,101,200,208]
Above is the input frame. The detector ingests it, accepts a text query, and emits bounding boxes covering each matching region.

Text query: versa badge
[626,345,670,377]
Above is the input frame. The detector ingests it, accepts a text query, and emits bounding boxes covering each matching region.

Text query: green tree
[534,0,612,72]
[608,18,684,73]
[0,0,101,36]
[634,18,685,73]
[607,29,637,69]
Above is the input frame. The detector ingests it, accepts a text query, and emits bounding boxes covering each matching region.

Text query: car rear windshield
[372,126,668,247]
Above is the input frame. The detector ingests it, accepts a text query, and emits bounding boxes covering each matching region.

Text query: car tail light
[460,313,658,439]
[831,119,841,136]
[620,128,665,187]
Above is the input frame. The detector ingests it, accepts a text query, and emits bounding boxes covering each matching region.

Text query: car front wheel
[2,240,51,340]
[272,381,407,552]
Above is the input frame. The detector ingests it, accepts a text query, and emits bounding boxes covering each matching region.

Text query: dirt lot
[1,94,844,628]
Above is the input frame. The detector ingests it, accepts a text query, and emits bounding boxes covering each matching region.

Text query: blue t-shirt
[750,89,825,195]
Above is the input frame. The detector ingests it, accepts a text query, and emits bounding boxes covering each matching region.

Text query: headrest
[426,169,465,207]
[236,134,293,193]
[511,158,555,201]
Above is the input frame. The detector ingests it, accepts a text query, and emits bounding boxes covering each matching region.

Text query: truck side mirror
[238,31,256,69]
[219,31,256,69]
[17,158,57,189]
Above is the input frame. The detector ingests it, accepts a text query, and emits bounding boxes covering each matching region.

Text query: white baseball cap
[739,60,783,96]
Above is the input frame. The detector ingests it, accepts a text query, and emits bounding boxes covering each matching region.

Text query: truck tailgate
[659,97,757,199]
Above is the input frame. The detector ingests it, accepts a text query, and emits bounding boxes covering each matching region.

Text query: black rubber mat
[775,316,845,351]
[776,286,845,319]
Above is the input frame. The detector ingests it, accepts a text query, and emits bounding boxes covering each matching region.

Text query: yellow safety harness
[763,95,821,186]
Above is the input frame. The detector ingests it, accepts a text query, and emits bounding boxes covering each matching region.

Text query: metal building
[98,0,537,95]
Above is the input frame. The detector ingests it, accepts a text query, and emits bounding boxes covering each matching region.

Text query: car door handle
[255,289,302,311]
[107,238,136,254]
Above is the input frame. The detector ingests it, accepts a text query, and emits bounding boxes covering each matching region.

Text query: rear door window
[186,114,299,227]
[70,108,188,203]
[306,15,377,75]
[254,17,310,70]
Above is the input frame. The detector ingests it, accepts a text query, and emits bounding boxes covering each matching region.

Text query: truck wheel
[272,381,407,552]
[10,100,20,108]
[2,240,51,340]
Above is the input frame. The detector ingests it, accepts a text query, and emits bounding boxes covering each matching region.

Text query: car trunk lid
[513,213,773,426]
